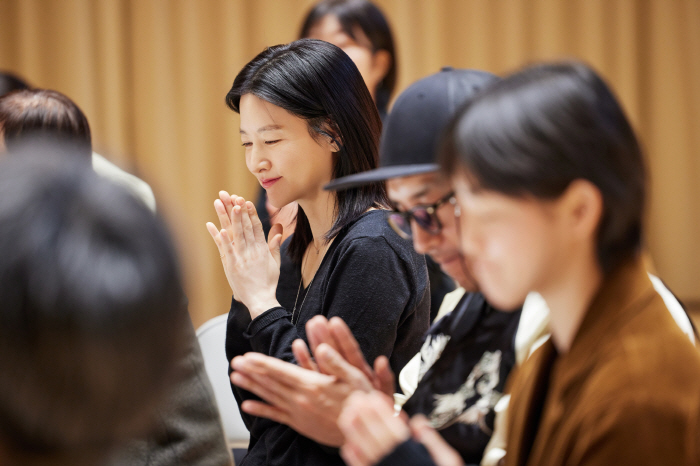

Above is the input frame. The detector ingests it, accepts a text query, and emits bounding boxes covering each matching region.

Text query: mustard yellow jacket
[505,258,700,466]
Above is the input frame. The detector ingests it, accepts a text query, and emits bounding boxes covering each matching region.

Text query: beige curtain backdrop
[1,0,698,327]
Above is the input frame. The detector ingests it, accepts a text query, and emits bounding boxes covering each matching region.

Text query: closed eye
[265,139,281,145]
[241,142,252,147]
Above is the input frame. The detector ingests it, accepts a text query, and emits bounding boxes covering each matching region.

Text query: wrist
[248,298,282,319]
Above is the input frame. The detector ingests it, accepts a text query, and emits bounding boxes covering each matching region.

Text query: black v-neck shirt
[225,210,431,466]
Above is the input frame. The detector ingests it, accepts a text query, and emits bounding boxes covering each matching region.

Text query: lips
[261,177,281,189]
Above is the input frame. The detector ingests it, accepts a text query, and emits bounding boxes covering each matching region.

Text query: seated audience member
[0,86,232,466]
[340,61,700,466]
[228,68,531,464]
[0,150,189,465]
[231,65,698,466]
[0,73,155,210]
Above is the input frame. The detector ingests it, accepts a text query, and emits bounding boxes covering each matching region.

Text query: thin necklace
[291,242,323,325]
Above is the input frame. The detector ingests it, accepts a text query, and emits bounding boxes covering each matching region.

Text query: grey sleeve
[106,318,233,466]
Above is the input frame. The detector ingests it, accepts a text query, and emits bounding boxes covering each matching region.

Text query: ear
[560,179,603,241]
[370,49,391,86]
[320,121,342,152]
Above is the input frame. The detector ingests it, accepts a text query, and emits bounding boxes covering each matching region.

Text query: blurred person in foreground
[341,61,700,465]
[0,148,189,465]
[0,87,233,466]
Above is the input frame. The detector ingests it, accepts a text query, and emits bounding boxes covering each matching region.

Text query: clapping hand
[206,191,283,318]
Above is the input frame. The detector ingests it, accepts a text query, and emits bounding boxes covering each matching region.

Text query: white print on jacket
[429,350,502,435]
[418,333,451,381]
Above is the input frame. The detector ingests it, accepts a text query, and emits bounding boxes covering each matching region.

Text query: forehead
[238,94,303,133]
[386,172,448,205]
[306,15,346,41]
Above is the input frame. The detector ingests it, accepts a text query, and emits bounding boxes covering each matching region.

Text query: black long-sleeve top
[225,210,431,466]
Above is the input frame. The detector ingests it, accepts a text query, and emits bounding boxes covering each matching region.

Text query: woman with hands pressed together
[206,39,430,466]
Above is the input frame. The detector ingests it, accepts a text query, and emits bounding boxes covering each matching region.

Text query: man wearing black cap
[229,68,530,465]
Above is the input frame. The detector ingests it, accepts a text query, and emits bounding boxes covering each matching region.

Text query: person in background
[341,61,700,466]
[0,149,189,466]
[0,85,233,466]
[0,71,156,211]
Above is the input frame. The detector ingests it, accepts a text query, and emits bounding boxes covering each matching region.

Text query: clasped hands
[206,191,283,318]
[230,315,465,466]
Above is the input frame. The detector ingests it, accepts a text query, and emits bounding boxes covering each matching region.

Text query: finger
[240,400,291,426]
[219,190,235,220]
[206,222,223,248]
[329,317,374,380]
[374,356,396,396]
[268,223,283,266]
[340,442,372,466]
[315,343,372,391]
[235,352,331,389]
[239,199,257,246]
[292,339,319,372]
[246,200,266,244]
[410,415,464,466]
[214,199,233,232]
[230,203,247,254]
[220,229,236,264]
[306,315,334,356]
[230,371,290,409]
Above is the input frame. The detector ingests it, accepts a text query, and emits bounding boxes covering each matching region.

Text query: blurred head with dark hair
[0,89,92,159]
[0,71,30,97]
[440,61,646,310]
[226,38,387,264]
[301,0,396,117]
[0,147,188,466]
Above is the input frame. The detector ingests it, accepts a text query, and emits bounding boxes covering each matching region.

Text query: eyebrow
[239,124,283,135]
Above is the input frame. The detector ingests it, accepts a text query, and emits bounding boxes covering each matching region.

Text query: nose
[411,220,441,255]
[246,145,270,174]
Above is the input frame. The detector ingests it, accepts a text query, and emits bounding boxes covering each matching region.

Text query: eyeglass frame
[387,191,457,240]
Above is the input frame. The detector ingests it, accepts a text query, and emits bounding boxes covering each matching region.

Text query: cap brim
[324,163,439,191]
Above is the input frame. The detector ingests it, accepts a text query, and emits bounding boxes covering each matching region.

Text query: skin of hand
[230,346,373,447]
[409,415,465,466]
[206,191,283,318]
[304,315,395,397]
[338,391,411,466]
[227,315,395,446]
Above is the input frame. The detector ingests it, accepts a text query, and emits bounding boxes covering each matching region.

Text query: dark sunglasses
[388,191,456,240]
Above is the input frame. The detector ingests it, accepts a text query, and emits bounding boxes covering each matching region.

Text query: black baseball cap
[324,67,498,191]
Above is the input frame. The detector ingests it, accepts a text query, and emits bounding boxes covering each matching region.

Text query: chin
[479,284,527,311]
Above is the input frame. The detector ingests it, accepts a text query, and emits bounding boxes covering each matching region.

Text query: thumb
[268,223,283,265]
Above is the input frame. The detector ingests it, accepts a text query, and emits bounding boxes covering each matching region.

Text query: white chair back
[196,313,250,449]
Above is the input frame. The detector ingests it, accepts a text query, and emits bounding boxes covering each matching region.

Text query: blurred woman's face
[239,94,335,209]
[451,172,569,311]
[306,14,389,102]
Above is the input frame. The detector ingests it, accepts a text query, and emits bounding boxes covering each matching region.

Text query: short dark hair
[300,0,397,116]
[0,89,92,159]
[0,71,30,97]
[226,38,388,264]
[440,62,646,274]
[0,149,189,464]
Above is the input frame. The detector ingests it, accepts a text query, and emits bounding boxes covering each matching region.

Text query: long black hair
[440,62,646,274]
[226,39,388,264]
[300,0,396,116]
